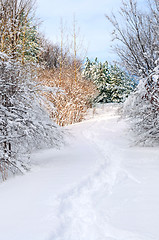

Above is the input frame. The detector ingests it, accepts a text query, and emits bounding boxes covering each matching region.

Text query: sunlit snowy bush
[0,53,63,180]
[124,62,159,146]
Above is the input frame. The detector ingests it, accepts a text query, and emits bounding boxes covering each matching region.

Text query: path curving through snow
[0,104,159,240]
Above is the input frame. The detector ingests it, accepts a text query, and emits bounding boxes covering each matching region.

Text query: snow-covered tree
[106,0,159,78]
[0,53,63,180]
[106,0,159,145]
[109,65,136,103]
[19,18,40,63]
[92,60,111,103]
[83,57,93,81]
[124,61,159,145]
[83,58,135,103]
[0,0,63,180]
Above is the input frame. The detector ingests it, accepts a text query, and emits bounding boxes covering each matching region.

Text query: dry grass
[38,67,96,126]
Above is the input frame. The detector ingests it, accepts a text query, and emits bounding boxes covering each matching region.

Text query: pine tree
[19,17,40,63]
[83,58,135,103]
[93,60,112,103]
[83,57,93,80]
[109,65,135,103]
[0,0,40,62]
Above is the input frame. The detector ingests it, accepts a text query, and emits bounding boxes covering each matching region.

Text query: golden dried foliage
[38,67,96,126]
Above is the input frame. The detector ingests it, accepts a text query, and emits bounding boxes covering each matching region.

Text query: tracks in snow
[47,113,154,240]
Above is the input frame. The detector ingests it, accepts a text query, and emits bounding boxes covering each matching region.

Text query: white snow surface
[0,104,159,240]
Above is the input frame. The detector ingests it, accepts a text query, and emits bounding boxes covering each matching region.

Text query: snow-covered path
[0,105,159,240]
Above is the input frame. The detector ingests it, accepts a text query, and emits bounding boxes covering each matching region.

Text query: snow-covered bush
[106,0,159,146]
[0,0,64,180]
[124,62,159,145]
[0,53,63,180]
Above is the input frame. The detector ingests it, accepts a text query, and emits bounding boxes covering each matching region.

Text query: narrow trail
[48,105,159,240]
[0,104,159,240]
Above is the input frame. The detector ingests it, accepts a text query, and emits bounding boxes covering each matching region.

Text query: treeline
[106,0,159,145]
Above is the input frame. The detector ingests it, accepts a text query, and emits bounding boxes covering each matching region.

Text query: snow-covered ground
[0,104,159,240]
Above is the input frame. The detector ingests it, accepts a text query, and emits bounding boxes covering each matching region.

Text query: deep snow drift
[0,104,159,240]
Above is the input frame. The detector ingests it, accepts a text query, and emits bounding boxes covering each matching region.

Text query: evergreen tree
[83,57,93,80]
[109,65,135,103]
[92,60,112,103]
[0,0,40,63]
[19,17,40,63]
[83,58,135,103]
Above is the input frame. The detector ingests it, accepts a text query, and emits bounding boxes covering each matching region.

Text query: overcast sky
[36,0,144,62]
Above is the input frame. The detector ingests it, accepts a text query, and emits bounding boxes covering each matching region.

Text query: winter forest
[0,0,159,239]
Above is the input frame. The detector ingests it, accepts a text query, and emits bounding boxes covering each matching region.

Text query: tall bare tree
[109,0,159,145]
[106,0,159,77]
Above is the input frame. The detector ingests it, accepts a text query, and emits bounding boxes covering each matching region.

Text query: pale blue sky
[36,0,145,62]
